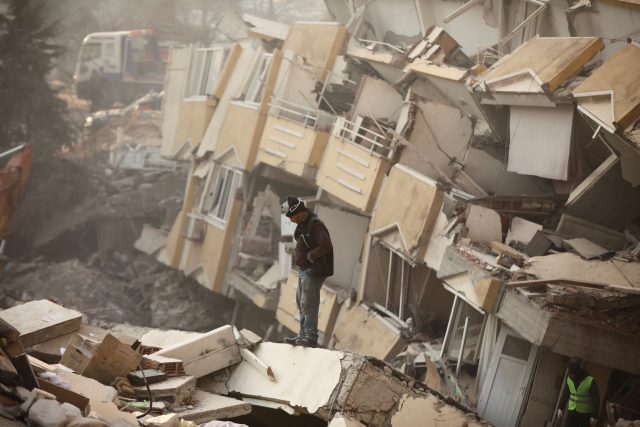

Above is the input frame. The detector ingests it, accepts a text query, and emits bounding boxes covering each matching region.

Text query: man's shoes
[295,337,317,348]
[283,335,299,345]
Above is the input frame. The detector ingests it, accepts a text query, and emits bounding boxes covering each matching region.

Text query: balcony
[316,116,398,212]
[256,98,329,179]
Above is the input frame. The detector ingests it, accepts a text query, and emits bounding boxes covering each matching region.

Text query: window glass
[187,48,226,97]
[244,53,273,103]
[446,298,486,364]
[502,335,531,360]
[81,43,102,62]
[204,166,241,222]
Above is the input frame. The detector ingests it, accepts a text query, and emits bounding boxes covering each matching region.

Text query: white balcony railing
[269,97,318,129]
[333,117,396,159]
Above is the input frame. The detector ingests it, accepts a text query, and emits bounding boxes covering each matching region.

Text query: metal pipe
[385,250,394,310]
[440,295,458,360]
[443,0,482,23]
[498,2,547,50]
[455,316,470,377]
[399,260,406,320]
[0,144,26,161]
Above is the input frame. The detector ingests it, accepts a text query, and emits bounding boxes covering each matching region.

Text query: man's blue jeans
[295,269,326,342]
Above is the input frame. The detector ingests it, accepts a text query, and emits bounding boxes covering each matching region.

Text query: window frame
[200,165,242,226]
[185,47,227,99]
[441,295,487,368]
[241,52,273,104]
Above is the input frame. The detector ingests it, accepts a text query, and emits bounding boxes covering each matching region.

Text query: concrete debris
[0,300,82,348]
[3,2,640,427]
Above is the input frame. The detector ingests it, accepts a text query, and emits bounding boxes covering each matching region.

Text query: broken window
[203,165,242,223]
[186,47,227,98]
[367,243,415,321]
[442,295,486,372]
[240,52,273,104]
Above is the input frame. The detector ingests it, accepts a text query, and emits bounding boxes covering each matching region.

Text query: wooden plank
[37,378,90,415]
[0,300,82,348]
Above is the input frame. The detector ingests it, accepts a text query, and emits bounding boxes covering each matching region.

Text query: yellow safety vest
[567,375,594,414]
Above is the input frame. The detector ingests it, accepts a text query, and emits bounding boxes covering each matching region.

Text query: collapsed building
[2,0,640,425]
[137,1,640,425]
[0,299,484,426]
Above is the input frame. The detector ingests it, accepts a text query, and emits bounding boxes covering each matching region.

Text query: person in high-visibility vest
[557,362,599,427]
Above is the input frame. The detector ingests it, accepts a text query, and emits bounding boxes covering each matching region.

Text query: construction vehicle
[73,30,167,109]
[0,144,32,260]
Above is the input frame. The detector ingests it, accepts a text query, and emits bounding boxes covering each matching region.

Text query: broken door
[477,327,538,427]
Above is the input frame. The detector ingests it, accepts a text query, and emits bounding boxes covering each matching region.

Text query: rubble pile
[3,0,640,426]
[1,259,232,332]
[144,2,640,425]
[0,300,485,427]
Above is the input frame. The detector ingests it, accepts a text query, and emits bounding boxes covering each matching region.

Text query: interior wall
[418,0,500,55]
[415,265,454,323]
[362,0,422,39]
[572,0,640,59]
[350,76,404,121]
[315,205,370,290]
[161,47,190,158]
[363,242,391,305]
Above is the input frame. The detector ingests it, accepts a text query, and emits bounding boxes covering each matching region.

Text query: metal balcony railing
[268,97,318,129]
[333,117,396,159]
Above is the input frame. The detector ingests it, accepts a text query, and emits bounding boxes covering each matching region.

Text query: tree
[0,0,75,157]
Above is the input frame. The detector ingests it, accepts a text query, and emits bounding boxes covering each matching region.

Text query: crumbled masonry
[2,0,640,426]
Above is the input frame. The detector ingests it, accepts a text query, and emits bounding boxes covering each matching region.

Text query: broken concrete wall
[210,341,484,426]
[399,99,473,184]
[391,394,485,427]
[197,40,266,156]
[369,165,443,261]
[350,75,404,123]
[161,46,193,159]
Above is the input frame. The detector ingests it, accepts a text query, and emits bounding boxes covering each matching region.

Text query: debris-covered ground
[0,90,235,334]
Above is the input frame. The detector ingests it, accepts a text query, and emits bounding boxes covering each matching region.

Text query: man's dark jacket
[294,213,333,277]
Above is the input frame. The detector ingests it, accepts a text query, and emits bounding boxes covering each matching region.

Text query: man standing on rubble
[557,361,600,427]
[281,196,333,348]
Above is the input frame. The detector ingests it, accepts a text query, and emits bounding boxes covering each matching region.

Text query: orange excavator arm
[0,144,32,244]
